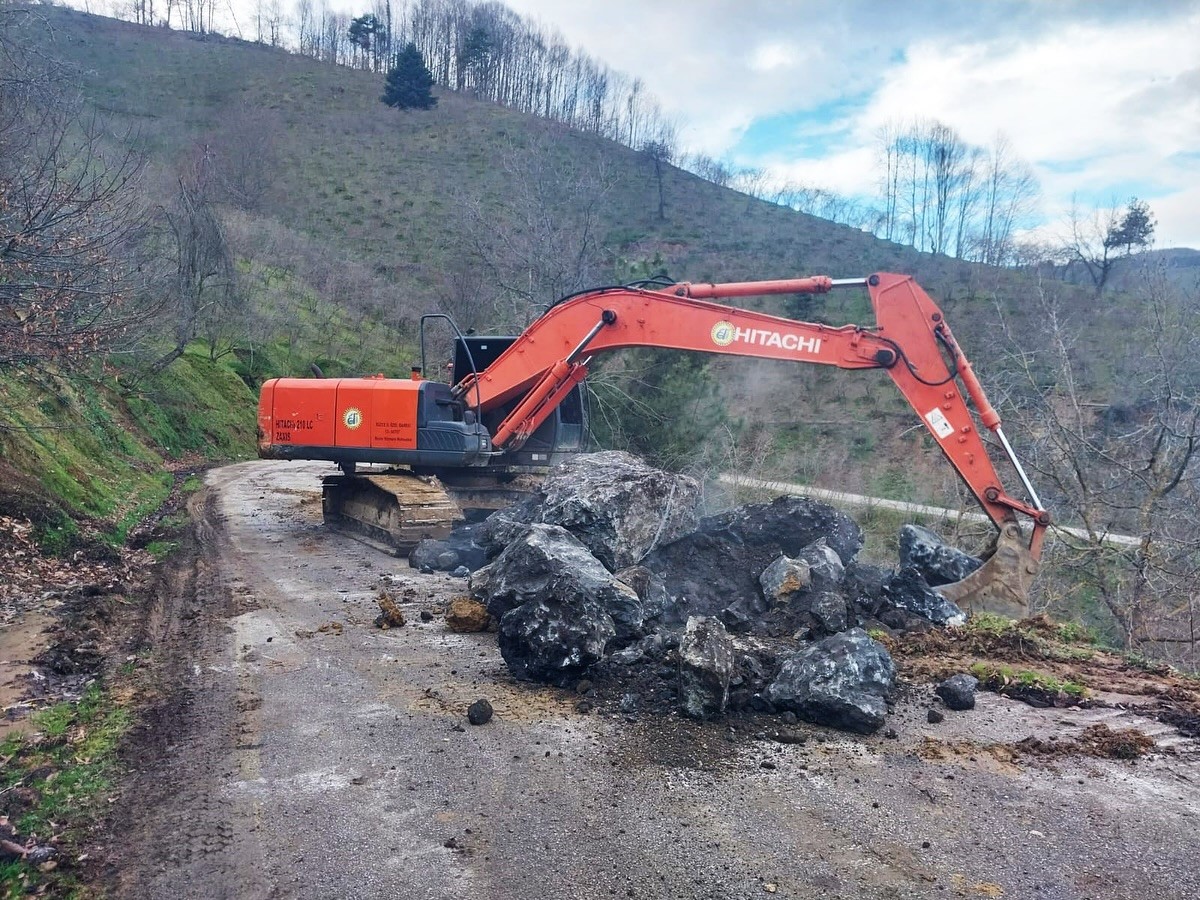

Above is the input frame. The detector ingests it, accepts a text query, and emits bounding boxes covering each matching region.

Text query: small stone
[760,760,777,770]
[467,699,494,725]
[575,679,594,695]
[619,693,638,714]
[764,884,778,894]
[446,597,490,632]
[420,609,434,622]
[576,699,594,714]
[935,673,979,711]
[451,565,470,578]
[375,590,406,628]
[927,708,945,724]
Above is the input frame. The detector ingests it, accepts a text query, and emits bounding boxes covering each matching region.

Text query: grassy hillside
[0,349,257,552]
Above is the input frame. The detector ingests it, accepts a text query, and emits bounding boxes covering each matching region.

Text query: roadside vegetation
[1,682,133,897]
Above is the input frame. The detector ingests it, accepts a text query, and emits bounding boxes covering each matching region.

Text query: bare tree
[148,148,240,372]
[206,107,280,211]
[455,135,613,330]
[641,139,671,222]
[0,8,149,370]
[975,134,1039,266]
[995,270,1200,664]
[873,119,1039,261]
[1062,196,1157,297]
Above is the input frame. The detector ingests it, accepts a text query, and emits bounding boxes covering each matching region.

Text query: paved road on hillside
[109,461,1198,899]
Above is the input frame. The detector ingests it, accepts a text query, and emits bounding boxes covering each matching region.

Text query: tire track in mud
[108,484,271,899]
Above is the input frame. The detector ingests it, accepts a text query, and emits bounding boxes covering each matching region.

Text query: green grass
[0,344,254,542]
[968,661,1089,699]
[1,682,132,897]
[144,540,179,559]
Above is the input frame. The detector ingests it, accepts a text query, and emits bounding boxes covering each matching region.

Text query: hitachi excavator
[257,272,1050,618]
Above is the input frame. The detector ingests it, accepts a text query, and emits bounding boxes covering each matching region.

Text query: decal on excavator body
[711,321,822,354]
[924,407,955,439]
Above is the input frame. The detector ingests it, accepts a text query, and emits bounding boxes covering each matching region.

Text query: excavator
[257,272,1050,618]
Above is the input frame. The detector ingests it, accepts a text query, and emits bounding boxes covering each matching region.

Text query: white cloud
[500,0,1200,247]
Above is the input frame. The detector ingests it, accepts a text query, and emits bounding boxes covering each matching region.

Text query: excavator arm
[454,273,1048,616]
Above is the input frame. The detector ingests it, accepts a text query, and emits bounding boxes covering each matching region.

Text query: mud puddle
[0,610,53,735]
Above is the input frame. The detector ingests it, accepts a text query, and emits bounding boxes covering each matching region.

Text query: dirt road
[108,461,1200,899]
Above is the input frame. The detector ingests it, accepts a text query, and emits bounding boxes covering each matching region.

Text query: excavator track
[322,473,464,556]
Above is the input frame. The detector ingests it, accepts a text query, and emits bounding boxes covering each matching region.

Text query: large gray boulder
[882,567,966,627]
[537,451,701,571]
[898,525,982,587]
[678,616,734,719]
[765,628,896,734]
[794,538,846,588]
[475,498,540,558]
[497,595,616,687]
[759,555,812,605]
[470,523,643,643]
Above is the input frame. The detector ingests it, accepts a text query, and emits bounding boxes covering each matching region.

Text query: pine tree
[381,43,437,110]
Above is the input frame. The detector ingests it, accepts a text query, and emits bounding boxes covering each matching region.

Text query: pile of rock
[411,451,982,735]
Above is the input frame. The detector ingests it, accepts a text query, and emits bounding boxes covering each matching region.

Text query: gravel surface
[107,461,1200,899]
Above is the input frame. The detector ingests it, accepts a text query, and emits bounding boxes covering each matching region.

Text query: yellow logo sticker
[711,320,736,346]
[342,407,363,429]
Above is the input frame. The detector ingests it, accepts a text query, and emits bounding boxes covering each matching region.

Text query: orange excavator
[257,272,1050,617]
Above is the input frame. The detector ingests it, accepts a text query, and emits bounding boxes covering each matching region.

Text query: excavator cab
[451,334,588,468]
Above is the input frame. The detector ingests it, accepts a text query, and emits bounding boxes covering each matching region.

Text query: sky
[487,0,1200,250]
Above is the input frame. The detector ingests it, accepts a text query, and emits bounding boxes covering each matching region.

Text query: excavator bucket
[937,523,1038,620]
[322,473,464,556]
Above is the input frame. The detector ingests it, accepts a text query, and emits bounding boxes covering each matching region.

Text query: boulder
[446,597,490,632]
[935,673,979,711]
[807,591,851,635]
[842,561,892,616]
[882,567,967,627]
[614,565,671,622]
[498,594,616,687]
[720,595,765,633]
[793,538,845,589]
[898,525,982,587]
[470,524,643,643]
[645,496,862,620]
[759,555,812,605]
[678,616,734,719]
[409,523,489,573]
[474,498,540,557]
[537,451,701,571]
[765,628,896,734]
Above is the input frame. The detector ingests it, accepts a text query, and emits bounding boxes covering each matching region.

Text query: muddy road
[108,461,1200,899]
